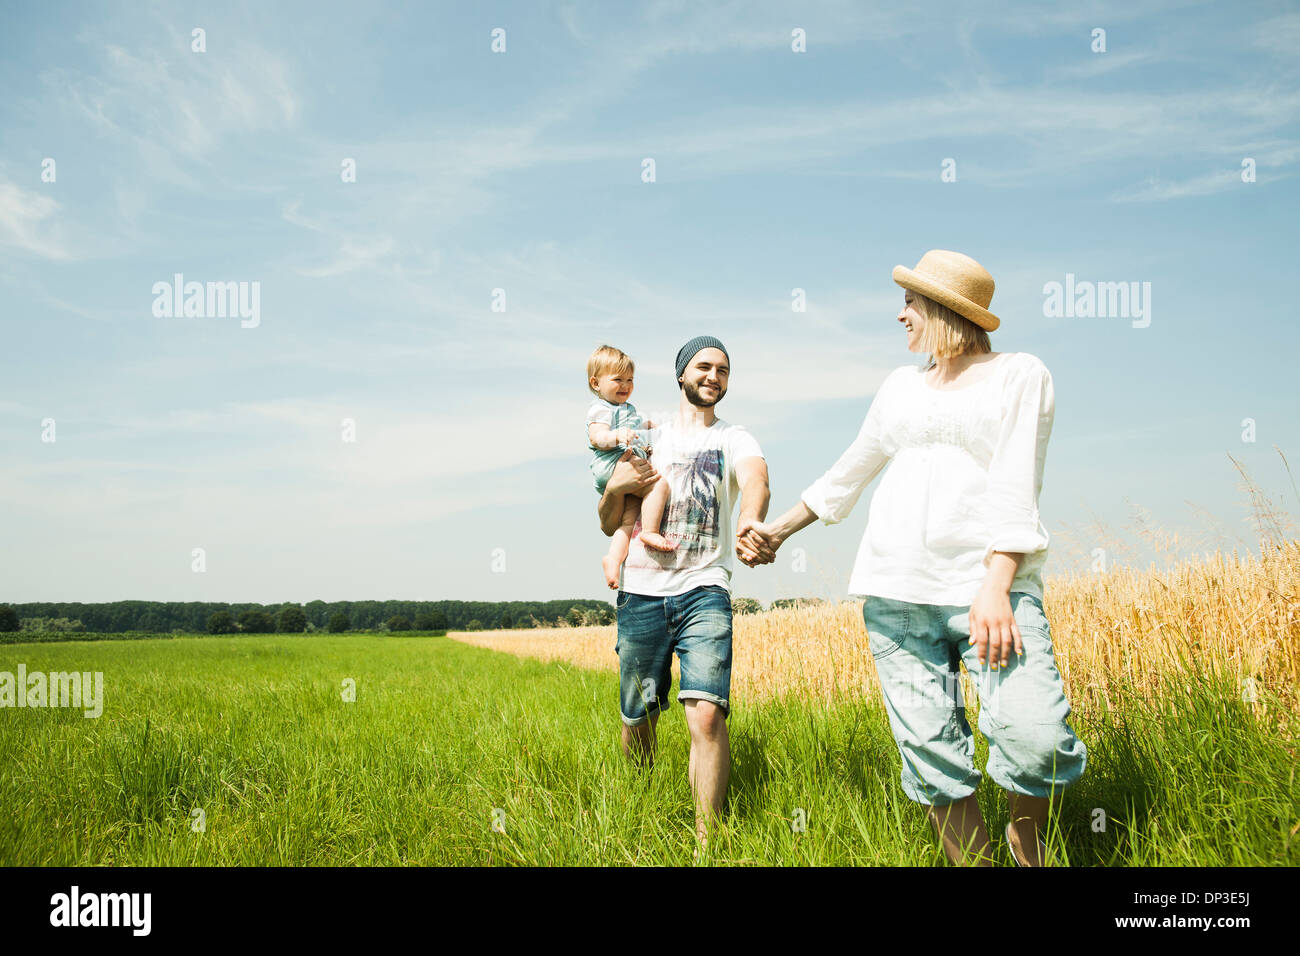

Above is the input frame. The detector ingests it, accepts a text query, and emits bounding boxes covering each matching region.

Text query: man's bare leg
[601,496,641,589]
[637,475,677,553]
[621,711,659,766]
[927,793,995,866]
[1007,792,1050,866]
[683,699,729,847]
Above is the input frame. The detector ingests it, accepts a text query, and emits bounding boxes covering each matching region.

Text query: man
[597,335,769,847]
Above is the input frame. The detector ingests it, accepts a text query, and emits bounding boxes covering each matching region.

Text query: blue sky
[1,0,1297,606]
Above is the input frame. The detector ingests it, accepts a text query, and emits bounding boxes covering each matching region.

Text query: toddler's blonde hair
[587,345,635,396]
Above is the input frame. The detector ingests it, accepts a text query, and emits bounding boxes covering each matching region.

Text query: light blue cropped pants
[863,591,1087,806]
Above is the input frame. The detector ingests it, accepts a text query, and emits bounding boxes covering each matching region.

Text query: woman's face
[897,291,925,353]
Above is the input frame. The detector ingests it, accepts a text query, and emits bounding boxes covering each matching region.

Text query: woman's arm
[982,359,1054,567]
[971,358,1055,668]
[736,381,894,565]
[736,501,817,565]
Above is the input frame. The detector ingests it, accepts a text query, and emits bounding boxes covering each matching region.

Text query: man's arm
[735,455,770,531]
[598,449,659,536]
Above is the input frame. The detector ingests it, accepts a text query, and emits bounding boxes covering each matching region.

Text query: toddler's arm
[588,422,636,451]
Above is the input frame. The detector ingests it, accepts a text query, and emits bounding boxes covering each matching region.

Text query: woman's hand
[968,584,1021,669]
[735,503,818,568]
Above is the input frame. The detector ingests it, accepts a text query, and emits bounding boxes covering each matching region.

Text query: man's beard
[684,380,725,407]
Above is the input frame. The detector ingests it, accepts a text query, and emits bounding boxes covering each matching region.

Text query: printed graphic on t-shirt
[664,447,723,560]
[633,446,725,569]
[620,418,761,596]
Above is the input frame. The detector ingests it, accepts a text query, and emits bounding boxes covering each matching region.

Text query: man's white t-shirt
[621,417,764,597]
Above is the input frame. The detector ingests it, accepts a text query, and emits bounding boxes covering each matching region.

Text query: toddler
[587,345,675,589]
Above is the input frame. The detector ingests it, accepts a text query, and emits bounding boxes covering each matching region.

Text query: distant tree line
[731,597,830,615]
[9,615,87,633]
[0,598,836,635]
[0,599,617,634]
[768,598,831,610]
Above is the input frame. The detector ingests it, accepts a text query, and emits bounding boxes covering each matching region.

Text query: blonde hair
[587,345,635,396]
[914,294,991,368]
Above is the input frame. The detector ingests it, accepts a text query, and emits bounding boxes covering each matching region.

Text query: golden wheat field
[451,542,1300,722]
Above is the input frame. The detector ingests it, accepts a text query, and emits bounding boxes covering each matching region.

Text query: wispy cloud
[1252,11,1300,60]
[1046,50,1163,80]
[0,181,70,260]
[296,236,400,278]
[70,34,299,159]
[1110,169,1271,202]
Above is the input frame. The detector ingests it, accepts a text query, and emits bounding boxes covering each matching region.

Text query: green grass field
[1,634,1296,865]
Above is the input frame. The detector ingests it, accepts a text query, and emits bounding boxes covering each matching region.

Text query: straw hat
[892,250,1000,332]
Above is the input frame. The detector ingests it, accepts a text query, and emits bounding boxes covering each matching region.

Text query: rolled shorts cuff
[986,748,1089,799]
[677,689,730,717]
[620,700,668,727]
[907,782,980,808]
[992,776,1083,800]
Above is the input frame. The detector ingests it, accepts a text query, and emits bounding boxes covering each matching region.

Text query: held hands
[968,584,1022,669]
[735,518,780,568]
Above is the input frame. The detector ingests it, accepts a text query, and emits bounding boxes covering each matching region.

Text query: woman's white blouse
[800,352,1053,606]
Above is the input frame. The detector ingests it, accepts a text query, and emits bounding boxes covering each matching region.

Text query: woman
[737,250,1086,866]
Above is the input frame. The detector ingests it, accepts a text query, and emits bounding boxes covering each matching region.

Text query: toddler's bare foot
[639,532,677,552]
[601,554,622,589]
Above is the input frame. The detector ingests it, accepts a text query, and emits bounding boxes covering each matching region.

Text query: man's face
[680,347,729,407]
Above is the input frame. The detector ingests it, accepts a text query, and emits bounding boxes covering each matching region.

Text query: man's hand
[607,448,658,497]
[598,448,659,536]
[735,518,779,567]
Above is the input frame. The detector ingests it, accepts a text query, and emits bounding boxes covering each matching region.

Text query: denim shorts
[615,585,733,725]
[863,591,1087,806]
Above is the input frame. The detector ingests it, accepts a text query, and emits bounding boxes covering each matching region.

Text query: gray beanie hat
[675,335,729,385]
